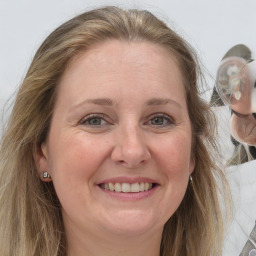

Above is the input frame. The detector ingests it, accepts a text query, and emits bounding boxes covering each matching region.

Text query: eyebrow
[71,98,114,111]
[71,97,181,111]
[146,98,182,108]
[83,98,114,106]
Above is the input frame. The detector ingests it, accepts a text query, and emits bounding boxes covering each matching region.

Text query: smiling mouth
[99,182,156,193]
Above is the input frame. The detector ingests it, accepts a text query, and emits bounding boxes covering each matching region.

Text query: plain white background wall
[1,0,256,106]
[1,0,256,157]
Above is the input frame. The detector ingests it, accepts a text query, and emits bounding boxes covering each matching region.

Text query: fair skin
[230,113,256,146]
[36,40,195,256]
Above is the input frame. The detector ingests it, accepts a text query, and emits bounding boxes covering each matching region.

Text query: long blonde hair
[0,6,230,256]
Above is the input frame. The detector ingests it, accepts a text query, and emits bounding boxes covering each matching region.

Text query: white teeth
[101,182,154,193]
[131,183,140,192]
[122,183,131,193]
[114,183,121,192]
[109,182,114,191]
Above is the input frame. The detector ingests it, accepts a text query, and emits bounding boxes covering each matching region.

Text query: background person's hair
[0,6,230,256]
[227,143,256,166]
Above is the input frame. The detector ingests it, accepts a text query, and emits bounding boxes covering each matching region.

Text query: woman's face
[37,40,194,239]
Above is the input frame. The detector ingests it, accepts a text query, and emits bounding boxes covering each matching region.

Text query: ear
[34,142,51,182]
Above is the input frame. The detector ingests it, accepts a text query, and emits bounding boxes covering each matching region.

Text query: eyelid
[145,113,175,125]
[79,113,109,125]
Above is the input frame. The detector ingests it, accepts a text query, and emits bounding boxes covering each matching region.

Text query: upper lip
[96,176,159,185]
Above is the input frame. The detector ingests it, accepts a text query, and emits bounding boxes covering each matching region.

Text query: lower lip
[97,185,159,201]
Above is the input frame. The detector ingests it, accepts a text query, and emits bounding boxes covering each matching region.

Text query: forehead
[57,40,186,102]
[67,40,181,75]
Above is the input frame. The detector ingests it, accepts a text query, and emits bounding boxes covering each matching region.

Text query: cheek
[47,133,112,215]
[157,133,193,177]
[47,133,109,188]
[154,134,192,221]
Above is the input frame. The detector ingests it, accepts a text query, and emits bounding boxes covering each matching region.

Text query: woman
[0,6,229,256]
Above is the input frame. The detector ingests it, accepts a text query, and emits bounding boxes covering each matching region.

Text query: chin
[102,209,163,236]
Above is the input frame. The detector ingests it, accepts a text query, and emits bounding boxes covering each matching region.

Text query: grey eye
[148,114,174,127]
[151,116,165,125]
[80,114,107,127]
[87,117,103,125]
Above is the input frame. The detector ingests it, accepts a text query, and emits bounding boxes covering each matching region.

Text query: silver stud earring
[189,175,193,182]
[40,171,52,181]
[43,171,51,179]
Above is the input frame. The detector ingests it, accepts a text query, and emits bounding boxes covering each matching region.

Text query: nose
[111,125,151,168]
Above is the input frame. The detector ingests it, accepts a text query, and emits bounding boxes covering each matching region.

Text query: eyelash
[145,113,175,127]
[79,113,175,128]
[79,113,109,127]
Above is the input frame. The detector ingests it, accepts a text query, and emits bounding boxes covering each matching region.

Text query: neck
[65,223,163,256]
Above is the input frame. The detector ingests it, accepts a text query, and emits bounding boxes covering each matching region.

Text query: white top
[223,160,256,256]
